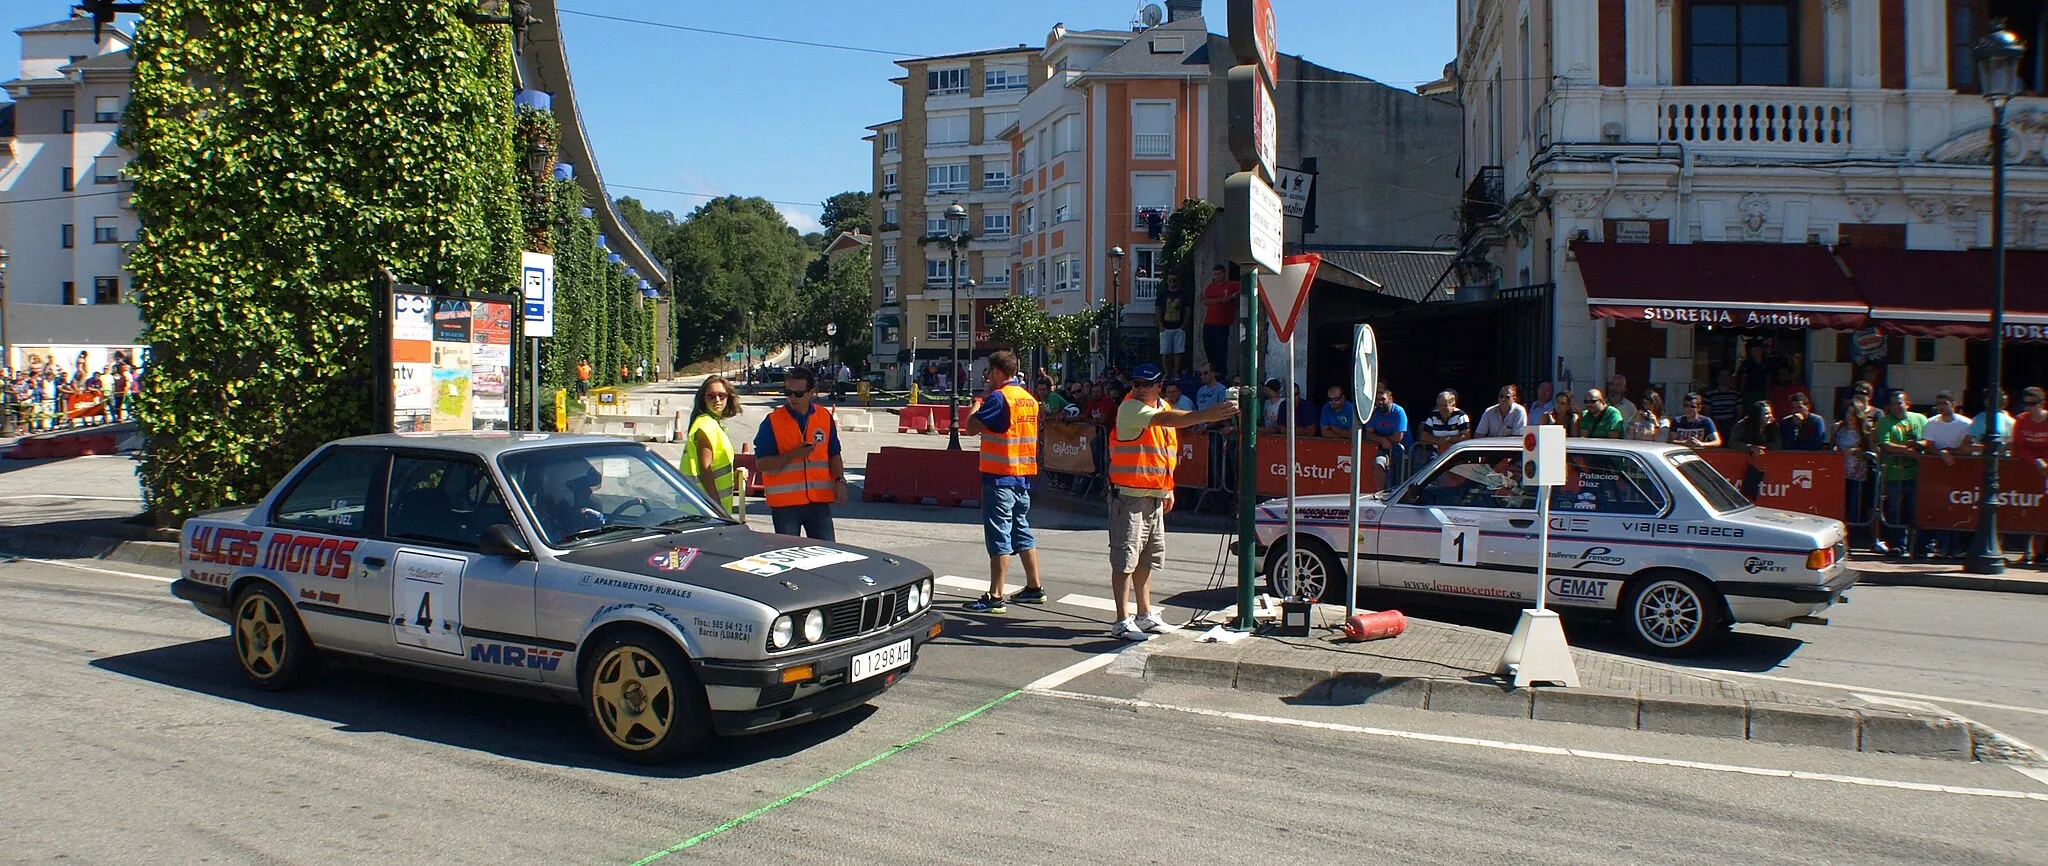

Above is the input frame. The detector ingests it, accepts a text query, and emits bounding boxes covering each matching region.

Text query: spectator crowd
[4,351,142,434]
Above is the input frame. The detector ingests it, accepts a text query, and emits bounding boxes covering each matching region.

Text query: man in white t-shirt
[1607,373,1638,420]
[1474,384,1528,438]
[1919,390,1973,558]
[1966,389,2015,456]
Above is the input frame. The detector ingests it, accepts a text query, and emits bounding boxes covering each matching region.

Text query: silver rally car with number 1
[1257,438,1853,655]
[170,433,942,764]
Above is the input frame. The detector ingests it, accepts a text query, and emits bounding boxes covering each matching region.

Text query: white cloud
[779,205,825,234]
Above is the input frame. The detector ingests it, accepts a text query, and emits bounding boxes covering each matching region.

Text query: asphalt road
[5,532,2047,863]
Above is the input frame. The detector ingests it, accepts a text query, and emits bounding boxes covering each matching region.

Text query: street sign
[1227,65,1278,182]
[1256,253,1321,344]
[1228,0,1278,83]
[1224,171,1284,274]
[1278,166,1316,218]
[520,251,554,338]
[1352,324,1377,422]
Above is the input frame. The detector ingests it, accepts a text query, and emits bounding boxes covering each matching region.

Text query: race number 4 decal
[1439,525,1478,566]
[392,551,465,655]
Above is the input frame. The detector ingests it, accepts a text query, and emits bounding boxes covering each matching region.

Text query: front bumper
[696,610,945,736]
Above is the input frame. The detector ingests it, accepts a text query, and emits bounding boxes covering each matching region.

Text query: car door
[1377,447,1540,603]
[1541,449,1673,610]
[381,451,543,681]
[262,446,391,653]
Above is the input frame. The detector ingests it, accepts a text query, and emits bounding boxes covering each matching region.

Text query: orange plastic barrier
[1695,449,1846,520]
[1256,436,1378,497]
[731,452,766,498]
[860,446,981,507]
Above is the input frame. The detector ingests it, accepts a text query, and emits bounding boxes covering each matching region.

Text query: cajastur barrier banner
[1914,456,2048,534]
[1039,422,1095,475]
[1257,436,1377,497]
[1697,450,1847,521]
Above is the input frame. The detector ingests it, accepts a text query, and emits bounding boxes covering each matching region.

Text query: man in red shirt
[1200,265,1239,380]
[2013,387,2048,563]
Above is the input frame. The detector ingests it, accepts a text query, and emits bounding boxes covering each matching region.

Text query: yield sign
[1256,253,1321,343]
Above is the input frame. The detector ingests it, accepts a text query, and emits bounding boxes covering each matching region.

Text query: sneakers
[1133,611,1174,633]
[1010,586,1048,605]
[1109,619,1153,642]
[963,594,1007,614]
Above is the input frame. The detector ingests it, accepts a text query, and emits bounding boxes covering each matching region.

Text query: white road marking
[2015,766,2048,790]
[1028,688,2048,803]
[1853,694,1953,716]
[1024,652,1124,691]
[3,555,174,583]
[934,575,985,591]
[0,494,144,502]
[1652,664,2048,718]
[1054,593,1116,612]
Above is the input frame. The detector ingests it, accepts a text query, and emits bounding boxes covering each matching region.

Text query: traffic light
[1522,425,1565,487]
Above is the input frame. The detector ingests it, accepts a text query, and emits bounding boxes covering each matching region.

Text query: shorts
[1109,492,1167,574]
[982,479,1035,556]
[1158,328,1187,354]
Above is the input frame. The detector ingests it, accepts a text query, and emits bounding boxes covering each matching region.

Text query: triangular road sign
[1256,253,1321,343]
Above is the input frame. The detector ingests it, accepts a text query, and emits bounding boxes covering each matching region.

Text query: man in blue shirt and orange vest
[961,350,1043,613]
[1105,363,1237,641]
[752,366,844,540]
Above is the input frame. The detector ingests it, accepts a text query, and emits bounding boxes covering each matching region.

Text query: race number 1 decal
[1439,525,1478,566]
[392,550,465,655]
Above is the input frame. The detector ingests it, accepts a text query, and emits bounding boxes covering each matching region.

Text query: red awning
[1838,247,2048,340]
[1572,241,1868,329]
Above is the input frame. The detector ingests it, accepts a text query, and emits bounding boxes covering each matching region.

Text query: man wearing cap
[752,366,844,540]
[1105,363,1238,641]
[961,350,1046,613]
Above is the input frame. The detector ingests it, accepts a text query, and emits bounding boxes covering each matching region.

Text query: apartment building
[1458,0,2048,412]
[0,14,142,369]
[866,45,1039,389]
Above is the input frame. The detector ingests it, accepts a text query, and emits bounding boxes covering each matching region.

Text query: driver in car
[535,460,607,542]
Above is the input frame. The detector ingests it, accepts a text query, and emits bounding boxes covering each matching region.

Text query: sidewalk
[1846,551,2048,595]
[1135,605,2031,764]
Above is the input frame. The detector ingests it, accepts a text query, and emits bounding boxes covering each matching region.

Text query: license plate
[850,639,912,682]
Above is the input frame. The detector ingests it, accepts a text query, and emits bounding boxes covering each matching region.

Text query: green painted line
[627,688,1025,865]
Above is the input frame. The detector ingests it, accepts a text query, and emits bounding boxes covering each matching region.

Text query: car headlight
[770,615,793,649]
[803,608,825,643]
[906,582,922,611]
[923,577,935,609]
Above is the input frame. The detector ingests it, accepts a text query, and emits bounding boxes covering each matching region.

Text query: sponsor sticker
[1549,545,1624,566]
[587,575,693,599]
[601,457,630,478]
[469,642,564,672]
[720,545,867,576]
[1742,556,1788,575]
[1547,577,1609,601]
[647,547,700,572]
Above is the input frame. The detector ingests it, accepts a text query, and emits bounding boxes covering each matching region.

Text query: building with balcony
[1459,0,2048,417]
[0,14,144,370]
[865,44,1038,389]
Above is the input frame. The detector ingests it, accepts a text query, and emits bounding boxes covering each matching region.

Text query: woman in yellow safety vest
[681,375,742,511]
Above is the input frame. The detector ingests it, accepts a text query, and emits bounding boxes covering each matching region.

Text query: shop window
[1914,337,1938,363]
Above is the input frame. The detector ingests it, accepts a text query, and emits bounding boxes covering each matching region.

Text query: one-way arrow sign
[1256,253,1321,343]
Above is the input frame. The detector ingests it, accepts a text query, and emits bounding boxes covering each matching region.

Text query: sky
[0,1,1457,234]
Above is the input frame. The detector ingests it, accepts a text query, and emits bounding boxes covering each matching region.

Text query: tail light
[1805,547,1837,570]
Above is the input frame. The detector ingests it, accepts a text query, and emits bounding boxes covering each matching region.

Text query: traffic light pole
[1233,268,1262,631]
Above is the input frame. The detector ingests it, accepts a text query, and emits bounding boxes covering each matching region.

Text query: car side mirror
[482,523,532,559]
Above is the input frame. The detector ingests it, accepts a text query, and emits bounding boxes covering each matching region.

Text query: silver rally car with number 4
[170,433,942,764]
[1257,438,1853,655]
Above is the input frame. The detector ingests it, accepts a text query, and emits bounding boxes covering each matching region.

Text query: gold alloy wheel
[590,646,676,751]
[235,593,288,679]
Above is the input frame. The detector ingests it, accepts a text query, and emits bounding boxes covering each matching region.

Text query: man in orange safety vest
[752,366,844,540]
[961,350,1042,613]
[1104,363,1236,641]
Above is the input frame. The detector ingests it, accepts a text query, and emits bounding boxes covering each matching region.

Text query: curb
[1852,567,2048,596]
[1141,651,2001,763]
[0,527,181,571]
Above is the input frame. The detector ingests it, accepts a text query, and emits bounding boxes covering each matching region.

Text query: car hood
[554,525,931,610]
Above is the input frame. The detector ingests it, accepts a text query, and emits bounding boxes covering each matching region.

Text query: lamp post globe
[1967,24,2026,576]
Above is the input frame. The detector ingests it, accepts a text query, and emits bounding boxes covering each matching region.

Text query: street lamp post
[1969,25,2026,576]
[825,322,839,404]
[1108,246,1124,374]
[944,202,969,450]
[0,248,11,369]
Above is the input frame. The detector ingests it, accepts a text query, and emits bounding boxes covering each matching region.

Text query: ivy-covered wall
[125,1,520,518]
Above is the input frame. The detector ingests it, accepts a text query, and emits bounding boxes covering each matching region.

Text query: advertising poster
[469,300,512,430]
[390,291,514,432]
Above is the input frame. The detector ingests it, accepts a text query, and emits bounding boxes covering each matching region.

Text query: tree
[790,246,874,367]
[661,196,809,365]
[125,0,519,519]
[819,190,873,235]
[614,196,681,251]
[985,296,1049,354]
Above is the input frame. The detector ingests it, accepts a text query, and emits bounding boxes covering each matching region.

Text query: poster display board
[390,290,514,433]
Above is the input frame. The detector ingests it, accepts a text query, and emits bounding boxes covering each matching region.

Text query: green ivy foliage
[126,0,519,519]
[1159,197,1219,291]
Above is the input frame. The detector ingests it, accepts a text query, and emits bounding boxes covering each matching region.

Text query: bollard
[1341,610,1406,642]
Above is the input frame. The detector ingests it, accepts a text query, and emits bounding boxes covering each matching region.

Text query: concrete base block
[1142,653,1238,690]
[1233,660,1334,697]
[1314,673,1430,709]
[1747,702,1860,750]
[1427,678,1533,718]
[1860,710,1974,759]
[1532,688,1640,730]
[1637,695,1748,739]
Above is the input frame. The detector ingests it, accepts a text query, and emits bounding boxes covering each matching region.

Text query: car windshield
[1668,453,1753,513]
[499,443,732,548]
